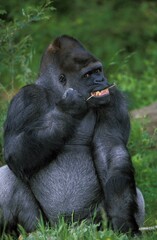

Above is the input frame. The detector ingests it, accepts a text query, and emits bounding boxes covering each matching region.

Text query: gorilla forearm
[94,141,139,233]
[105,173,139,233]
[93,110,140,233]
[4,113,74,180]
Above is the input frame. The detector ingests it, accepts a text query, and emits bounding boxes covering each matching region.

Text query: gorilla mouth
[91,88,109,97]
[86,84,115,101]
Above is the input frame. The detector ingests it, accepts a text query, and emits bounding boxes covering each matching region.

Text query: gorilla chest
[31,147,102,221]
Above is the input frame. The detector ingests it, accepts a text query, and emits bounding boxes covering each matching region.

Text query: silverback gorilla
[0,35,145,235]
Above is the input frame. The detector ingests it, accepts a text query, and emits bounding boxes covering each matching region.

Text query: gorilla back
[1,35,145,235]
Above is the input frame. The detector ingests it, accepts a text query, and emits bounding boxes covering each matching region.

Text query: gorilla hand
[110,217,141,236]
[58,88,87,117]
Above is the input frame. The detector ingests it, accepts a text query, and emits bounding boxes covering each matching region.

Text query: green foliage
[110,61,157,109]
[0,1,54,89]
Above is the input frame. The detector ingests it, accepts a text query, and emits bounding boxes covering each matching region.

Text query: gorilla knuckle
[60,88,86,115]
[63,88,74,97]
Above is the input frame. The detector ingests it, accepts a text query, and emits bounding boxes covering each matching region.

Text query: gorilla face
[39,35,112,107]
[64,60,111,107]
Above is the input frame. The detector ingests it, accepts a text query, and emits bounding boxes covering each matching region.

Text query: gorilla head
[38,35,111,107]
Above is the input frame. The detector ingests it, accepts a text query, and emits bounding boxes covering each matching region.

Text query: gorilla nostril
[95,78,104,83]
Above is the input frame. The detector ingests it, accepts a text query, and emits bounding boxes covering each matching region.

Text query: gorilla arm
[4,84,86,181]
[92,89,141,235]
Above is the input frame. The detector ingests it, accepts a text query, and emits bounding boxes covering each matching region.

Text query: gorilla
[0,35,145,235]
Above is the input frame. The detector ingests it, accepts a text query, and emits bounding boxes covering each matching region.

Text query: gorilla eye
[95,68,101,73]
[59,74,66,85]
[84,72,90,78]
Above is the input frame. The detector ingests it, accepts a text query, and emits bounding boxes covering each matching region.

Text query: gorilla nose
[94,78,104,83]
[94,77,108,84]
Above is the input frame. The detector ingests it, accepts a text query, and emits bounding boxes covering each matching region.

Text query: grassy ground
[1,218,157,240]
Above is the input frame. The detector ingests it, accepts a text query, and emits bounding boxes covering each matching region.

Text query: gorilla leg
[135,188,145,227]
[0,165,40,234]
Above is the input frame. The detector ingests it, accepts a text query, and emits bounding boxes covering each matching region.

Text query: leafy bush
[0,2,54,88]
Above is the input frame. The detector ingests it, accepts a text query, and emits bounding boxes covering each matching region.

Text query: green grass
[1,218,157,240]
